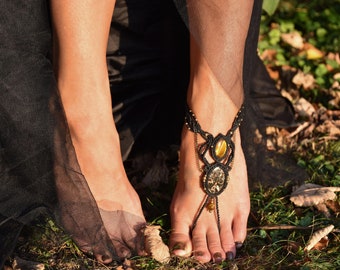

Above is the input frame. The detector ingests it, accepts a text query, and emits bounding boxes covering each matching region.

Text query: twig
[288,122,311,138]
[248,225,312,231]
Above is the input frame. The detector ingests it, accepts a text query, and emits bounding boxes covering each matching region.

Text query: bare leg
[50,0,146,262]
[170,0,253,263]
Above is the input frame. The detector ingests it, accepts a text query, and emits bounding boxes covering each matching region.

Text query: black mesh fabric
[0,0,57,266]
[0,0,303,267]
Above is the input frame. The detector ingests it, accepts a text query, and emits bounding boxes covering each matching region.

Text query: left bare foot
[169,62,250,263]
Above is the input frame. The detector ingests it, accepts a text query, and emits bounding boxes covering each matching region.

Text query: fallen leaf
[267,66,280,80]
[290,183,340,207]
[304,225,334,251]
[316,120,340,137]
[312,235,330,251]
[281,89,294,102]
[12,257,44,270]
[334,73,340,80]
[292,70,315,90]
[327,53,340,65]
[328,89,340,108]
[332,82,340,92]
[260,49,277,62]
[303,43,324,60]
[281,32,304,49]
[315,203,331,218]
[325,200,340,215]
[116,259,136,270]
[144,225,170,263]
[294,98,316,120]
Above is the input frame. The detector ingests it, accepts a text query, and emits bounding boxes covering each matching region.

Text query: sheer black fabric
[0,0,57,265]
[0,0,301,267]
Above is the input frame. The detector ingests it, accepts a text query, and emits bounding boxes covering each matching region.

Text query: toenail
[194,251,204,257]
[235,241,243,249]
[101,254,112,263]
[226,251,234,261]
[172,242,184,251]
[213,252,222,264]
[118,247,131,258]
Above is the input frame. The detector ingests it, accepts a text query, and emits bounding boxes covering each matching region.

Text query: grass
[5,0,340,269]
[7,102,339,270]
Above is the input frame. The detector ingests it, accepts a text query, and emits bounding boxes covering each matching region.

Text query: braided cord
[185,104,244,232]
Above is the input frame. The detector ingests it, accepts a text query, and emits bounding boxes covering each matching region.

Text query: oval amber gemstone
[215,138,227,158]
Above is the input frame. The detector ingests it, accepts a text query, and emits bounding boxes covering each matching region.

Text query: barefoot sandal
[185,104,244,232]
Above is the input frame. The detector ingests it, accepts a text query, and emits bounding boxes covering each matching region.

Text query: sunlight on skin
[169,0,253,259]
[50,0,146,263]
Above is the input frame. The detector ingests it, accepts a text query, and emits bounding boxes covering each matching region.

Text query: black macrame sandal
[184,104,244,232]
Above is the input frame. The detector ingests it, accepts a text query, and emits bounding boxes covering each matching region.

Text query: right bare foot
[50,0,146,263]
[65,108,146,262]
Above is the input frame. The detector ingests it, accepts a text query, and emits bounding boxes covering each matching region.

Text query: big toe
[169,231,192,257]
[95,252,113,264]
[113,241,132,259]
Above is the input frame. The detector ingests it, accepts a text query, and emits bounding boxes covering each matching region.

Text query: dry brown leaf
[12,257,45,270]
[260,49,277,62]
[328,89,340,108]
[281,89,294,102]
[292,70,315,90]
[327,52,340,65]
[267,67,280,80]
[144,225,170,263]
[290,183,340,207]
[116,259,135,270]
[281,32,304,49]
[304,225,334,251]
[315,203,331,218]
[332,81,340,91]
[294,98,316,120]
[316,120,340,137]
[313,236,330,251]
[325,200,340,215]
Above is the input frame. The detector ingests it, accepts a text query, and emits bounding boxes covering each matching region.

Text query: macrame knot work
[184,104,244,232]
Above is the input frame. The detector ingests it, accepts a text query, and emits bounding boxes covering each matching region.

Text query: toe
[95,253,113,264]
[77,239,113,264]
[169,231,192,257]
[112,241,132,259]
[206,228,225,263]
[191,228,211,263]
[232,211,248,245]
[220,223,236,259]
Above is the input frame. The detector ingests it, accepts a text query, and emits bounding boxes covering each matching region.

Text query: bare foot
[65,109,146,262]
[50,0,146,262]
[169,71,250,263]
